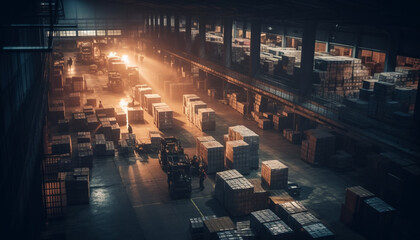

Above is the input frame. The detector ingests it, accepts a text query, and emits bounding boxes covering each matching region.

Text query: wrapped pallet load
[225,140,250,175]
[214,170,243,205]
[143,94,161,115]
[224,177,254,216]
[261,160,288,189]
[200,141,224,174]
[197,108,216,131]
[228,125,259,169]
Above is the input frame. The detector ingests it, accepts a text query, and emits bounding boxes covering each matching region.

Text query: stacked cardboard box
[98,117,117,125]
[301,129,335,165]
[52,135,72,155]
[275,201,308,224]
[65,168,89,205]
[254,94,268,113]
[72,76,85,92]
[154,104,173,130]
[236,102,246,115]
[261,220,294,240]
[360,197,396,240]
[127,107,144,123]
[197,108,216,131]
[228,125,259,169]
[144,94,161,115]
[258,118,272,130]
[110,123,120,143]
[236,221,256,240]
[225,140,250,175]
[250,209,281,234]
[272,113,293,131]
[98,121,112,140]
[189,101,207,123]
[68,92,81,107]
[269,190,294,213]
[183,94,200,115]
[94,134,106,155]
[203,216,235,240]
[138,87,152,107]
[340,186,375,229]
[196,136,216,157]
[77,143,93,168]
[189,215,217,240]
[200,141,224,174]
[87,115,99,131]
[216,230,242,240]
[302,223,334,240]
[215,170,243,205]
[77,132,91,143]
[283,129,301,144]
[248,178,269,211]
[49,100,65,124]
[86,98,96,107]
[57,154,72,172]
[288,212,320,231]
[115,108,127,125]
[95,107,115,117]
[149,132,161,150]
[261,160,288,189]
[224,177,254,216]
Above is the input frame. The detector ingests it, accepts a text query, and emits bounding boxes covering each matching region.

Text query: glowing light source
[122,55,129,64]
[108,51,117,58]
[119,99,128,112]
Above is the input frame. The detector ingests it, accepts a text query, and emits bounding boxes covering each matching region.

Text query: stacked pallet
[236,102,247,115]
[96,107,115,117]
[149,132,162,150]
[77,143,93,168]
[340,186,375,229]
[65,168,90,205]
[189,101,207,123]
[258,118,272,130]
[94,134,106,155]
[248,178,269,211]
[215,170,243,205]
[250,209,281,234]
[272,114,293,131]
[68,92,81,107]
[72,76,85,92]
[87,115,99,131]
[236,221,256,240]
[57,154,72,172]
[120,133,136,156]
[42,172,67,218]
[143,94,161,115]
[203,216,235,240]
[302,223,334,240]
[196,136,216,157]
[153,103,173,130]
[224,177,254,216]
[301,129,335,165]
[169,82,194,99]
[183,94,200,115]
[275,201,308,224]
[127,107,144,123]
[261,160,288,189]
[49,100,65,124]
[115,108,127,125]
[269,190,294,212]
[197,108,216,131]
[189,215,217,240]
[86,98,97,107]
[225,140,250,175]
[254,94,268,113]
[77,132,91,143]
[288,212,320,231]
[110,123,120,143]
[283,129,302,144]
[207,89,217,99]
[138,87,152,107]
[227,93,243,110]
[228,125,259,170]
[216,230,242,240]
[261,220,294,240]
[52,135,72,155]
[200,141,224,174]
[51,68,63,89]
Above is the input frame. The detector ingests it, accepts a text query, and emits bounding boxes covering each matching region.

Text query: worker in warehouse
[127,124,133,134]
[67,57,73,70]
[199,168,206,191]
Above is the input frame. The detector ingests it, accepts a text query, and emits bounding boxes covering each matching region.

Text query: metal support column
[185,15,192,53]
[174,15,180,49]
[166,13,171,44]
[299,20,316,96]
[250,21,261,77]
[198,16,206,59]
[384,30,399,72]
[223,17,232,68]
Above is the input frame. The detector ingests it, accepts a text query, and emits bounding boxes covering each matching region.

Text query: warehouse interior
[1,0,420,239]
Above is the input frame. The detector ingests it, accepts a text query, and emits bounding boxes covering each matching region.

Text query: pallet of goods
[248,178,269,211]
[115,108,127,125]
[340,186,375,228]
[138,87,152,107]
[254,94,268,113]
[143,94,161,115]
[196,136,216,157]
[67,92,81,107]
[127,107,144,123]
[225,140,250,175]
[288,212,320,231]
[149,132,162,151]
[203,216,235,240]
[94,134,106,155]
[283,129,302,144]
[214,170,243,205]
[77,143,93,168]
[77,132,91,143]
[183,94,200,115]
[95,107,115,117]
[301,223,334,240]
[52,135,72,155]
[224,177,254,217]
[236,221,256,240]
[250,209,281,234]
[189,101,207,123]
[72,76,85,92]
[301,129,335,165]
[65,168,90,205]
[228,125,259,170]
[197,108,216,131]
[272,114,292,131]
[360,197,395,240]
[154,105,173,130]
[216,230,242,240]
[200,140,224,174]
[42,172,67,218]
[258,118,272,130]
[269,190,294,212]
[275,201,308,224]
[261,160,288,189]
[189,215,217,240]
[87,115,99,131]
[261,220,294,240]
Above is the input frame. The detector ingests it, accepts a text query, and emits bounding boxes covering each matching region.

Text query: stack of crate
[254,94,267,112]
[203,216,236,240]
[288,212,320,231]
[87,115,99,131]
[127,107,144,123]
[395,66,420,86]
[183,94,200,116]
[98,120,112,140]
[57,154,72,172]
[94,134,106,155]
[340,186,375,228]
[258,118,272,130]
[189,215,217,240]
[189,101,207,123]
[236,102,246,115]
[228,125,259,169]
[228,93,242,110]
[169,82,194,99]
[216,230,242,240]
[200,140,224,174]
[225,140,250,175]
[133,85,148,102]
[261,220,294,239]
[49,100,65,123]
[68,92,81,107]
[77,143,93,168]
[282,129,302,144]
[301,129,335,165]
[115,108,127,125]
[272,114,292,131]
[196,136,216,157]
[236,221,256,240]
[261,160,288,189]
[72,76,85,92]
[269,190,294,212]
[360,197,396,239]
[248,178,269,211]
[52,135,72,155]
[197,108,216,131]
[150,132,162,150]
[51,68,63,89]
[65,168,90,205]
[301,223,334,240]
[359,79,377,101]
[95,107,115,118]
[215,170,243,205]
[110,123,120,143]
[250,209,281,234]
[154,104,173,130]
[83,106,94,116]
[41,156,66,218]
[138,87,152,106]
[143,94,161,115]
[72,112,87,131]
[275,201,308,224]
[224,177,254,216]
[120,133,136,156]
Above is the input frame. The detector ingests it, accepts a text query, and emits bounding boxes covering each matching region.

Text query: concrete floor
[46,52,367,239]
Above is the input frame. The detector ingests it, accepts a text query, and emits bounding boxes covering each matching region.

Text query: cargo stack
[203,216,236,240]
[272,114,292,131]
[138,87,152,107]
[189,101,207,123]
[95,107,115,117]
[196,136,216,157]
[224,177,254,216]
[169,82,194,99]
[87,115,99,131]
[261,220,294,240]
[236,221,256,240]
[144,94,161,115]
[261,160,288,189]
[72,76,85,92]
[94,134,106,156]
[115,108,127,125]
[149,132,162,151]
[269,190,294,212]
[153,103,173,130]
[225,140,250,175]
[183,94,200,116]
[301,223,334,240]
[189,215,217,240]
[254,94,267,113]
[65,168,90,205]
[301,129,335,165]
[288,212,320,231]
[228,125,259,169]
[127,107,144,123]
[250,209,281,234]
[77,143,93,168]
[340,186,375,229]
[197,108,216,131]
[201,141,224,174]
[282,129,301,144]
[258,118,272,130]
[216,230,242,240]
[52,135,72,155]
[49,100,65,124]
[68,92,81,107]
[120,133,136,156]
[275,201,308,224]
[248,178,269,211]
[215,170,243,205]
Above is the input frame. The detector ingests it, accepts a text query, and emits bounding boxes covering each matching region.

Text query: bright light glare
[119,99,128,112]
[121,55,129,64]
[108,51,117,58]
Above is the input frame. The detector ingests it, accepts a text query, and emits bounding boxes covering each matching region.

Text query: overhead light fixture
[267,26,273,31]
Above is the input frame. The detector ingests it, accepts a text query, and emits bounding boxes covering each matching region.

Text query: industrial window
[315,42,327,52]
[60,31,76,37]
[78,30,96,36]
[330,44,352,57]
[107,30,122,36]
[358,49,386,74]
[45,31,59,37]
[96,30,106,36]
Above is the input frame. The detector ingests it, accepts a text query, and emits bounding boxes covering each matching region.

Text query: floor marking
[132,201,163,208]
[190,198,204,217]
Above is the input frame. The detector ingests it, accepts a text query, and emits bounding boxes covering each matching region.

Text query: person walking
[67,57,73,70]
[127,124,133,134]
[98,101,104,108]
[199,169,207,191]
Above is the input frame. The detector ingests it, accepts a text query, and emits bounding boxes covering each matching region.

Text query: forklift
[107,71,124,92]
[159,137,192,198]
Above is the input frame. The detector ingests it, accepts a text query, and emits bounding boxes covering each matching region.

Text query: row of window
[46,30,121,37]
